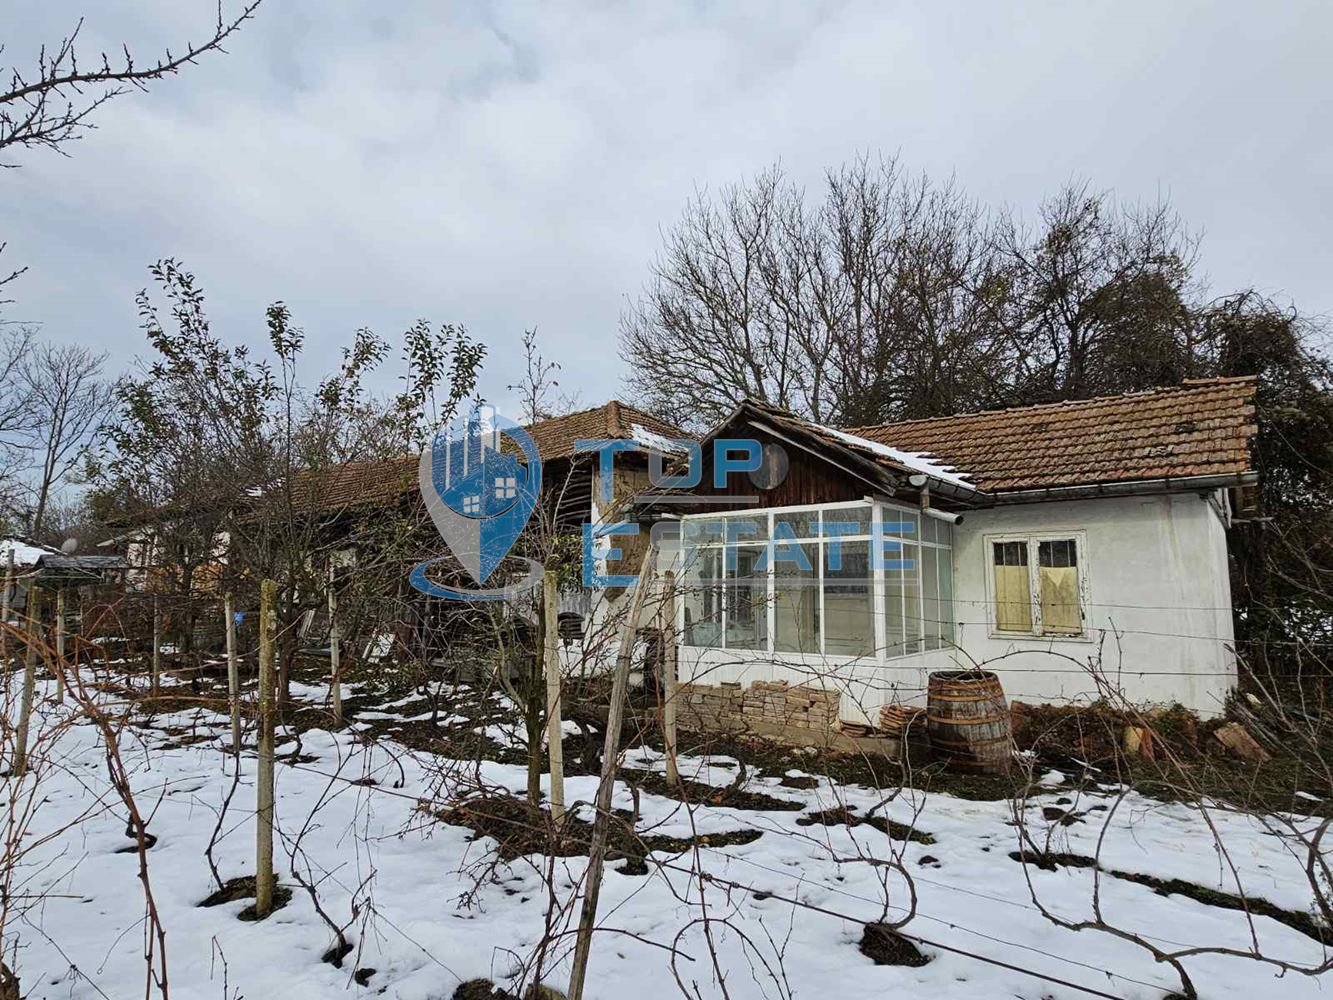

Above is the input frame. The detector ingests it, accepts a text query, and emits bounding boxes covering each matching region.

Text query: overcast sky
[3,1,1330,414]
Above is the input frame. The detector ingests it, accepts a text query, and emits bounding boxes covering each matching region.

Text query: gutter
[986,471,1258,505]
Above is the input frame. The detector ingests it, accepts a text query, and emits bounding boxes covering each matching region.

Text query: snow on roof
[821,426,974,490]
[630,422,689,454]
[0,537,60,567]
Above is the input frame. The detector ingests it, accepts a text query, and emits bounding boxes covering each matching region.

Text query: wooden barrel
[926,670,1012,773]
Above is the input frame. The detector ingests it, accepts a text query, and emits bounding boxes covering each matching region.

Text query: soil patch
[1009,850,1328,943]
[431,792,763,866]
[858,923,930,966]
[796,805,936,845]
[199,875,293,919]
[621,767,803,811]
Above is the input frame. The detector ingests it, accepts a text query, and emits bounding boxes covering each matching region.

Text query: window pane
[723,513,768,543]
[902,542,922,654]
[823,540,873,657]
[773,510,819,538]
[683,518,724,547]
[821,504,872,538]
[882,509,919,542]
[726,546,768,650]
[993,541,1033,632]
[938,551,955,645]
[921,546,940,651]
[935,521,953,549]
[682,547,724,647]
[883,547,906,656]
[1038,539,1081,634]
[773,544,819,653]
[920,512,938,545]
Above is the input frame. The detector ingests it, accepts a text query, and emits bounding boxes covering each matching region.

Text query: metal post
[255,579,277,918]
[225,593,241,753]
[543,569,564,822]
[567,544,657,1000]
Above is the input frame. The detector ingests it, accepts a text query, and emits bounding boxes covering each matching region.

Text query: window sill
[988,629,1093,644]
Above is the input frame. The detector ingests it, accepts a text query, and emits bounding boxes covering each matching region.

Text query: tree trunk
[567,543,657,1000]
[543,569,565,821]
[14,587,42,777]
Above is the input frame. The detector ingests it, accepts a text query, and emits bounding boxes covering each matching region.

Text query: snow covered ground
[4,674,1330,1000]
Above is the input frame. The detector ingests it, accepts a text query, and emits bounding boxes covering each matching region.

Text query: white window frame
[678,499,954,663]
[983,530,1090,640]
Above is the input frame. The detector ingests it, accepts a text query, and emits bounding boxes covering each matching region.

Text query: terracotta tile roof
[847,377,1257,493]
[294,401,689,513]
[525,400,688,462]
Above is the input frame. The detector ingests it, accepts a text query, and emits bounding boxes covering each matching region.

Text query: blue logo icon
[409,403,543,600]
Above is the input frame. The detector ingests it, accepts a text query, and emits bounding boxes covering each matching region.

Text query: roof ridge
[849,376,1258,435]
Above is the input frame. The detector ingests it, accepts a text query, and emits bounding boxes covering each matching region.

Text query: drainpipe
[912,477,965,526]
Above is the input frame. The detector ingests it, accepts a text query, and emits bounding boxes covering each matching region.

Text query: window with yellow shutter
[988,534,1086,637]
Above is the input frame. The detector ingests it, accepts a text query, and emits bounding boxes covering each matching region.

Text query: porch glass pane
[682,546,724,647]
[773,544,818,654]
[922,546,940,651]
[823,540,873,657]
[726,545,768,650]
[902,542,922,654]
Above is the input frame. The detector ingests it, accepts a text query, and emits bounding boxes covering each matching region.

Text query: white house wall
[674,491,1238,723]
[952,492,1237,717]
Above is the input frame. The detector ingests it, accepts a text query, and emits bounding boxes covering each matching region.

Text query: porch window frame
[983,530,1091,641]
[679,499,954,663]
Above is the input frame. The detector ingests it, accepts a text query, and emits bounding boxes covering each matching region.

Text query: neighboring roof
[848,377,1257,493]
[0,537,60,568]
[292,401,690,514]
[524,400,689,462]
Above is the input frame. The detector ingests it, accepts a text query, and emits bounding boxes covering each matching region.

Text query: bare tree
[991,180,1200,403]
[0,4,263,161]
[619,157,1016,429]
[17,340,117,536]
[0,327,33,518]
[0,3,265,299]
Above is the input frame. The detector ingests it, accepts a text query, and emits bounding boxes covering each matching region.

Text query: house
[1,537,62,617]
[664,377,1257,722]
[287,400,688,647]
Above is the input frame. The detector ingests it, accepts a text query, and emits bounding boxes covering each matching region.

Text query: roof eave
[985,470,1258,504]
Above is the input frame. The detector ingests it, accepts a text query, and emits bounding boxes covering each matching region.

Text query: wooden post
[14,588,42,777]
[150,598,161,696]
[1,549,14,667]
[328,564,342,726]
[567,544,657,1000]
[662,570,679,788]
[255,578,277,918]
[54,588,66,701]
[543,568,564,822]
[225,593,241,754]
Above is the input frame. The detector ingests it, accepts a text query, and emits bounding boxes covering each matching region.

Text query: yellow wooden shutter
[1038,539,1081,634]
[992,542,1032,632]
